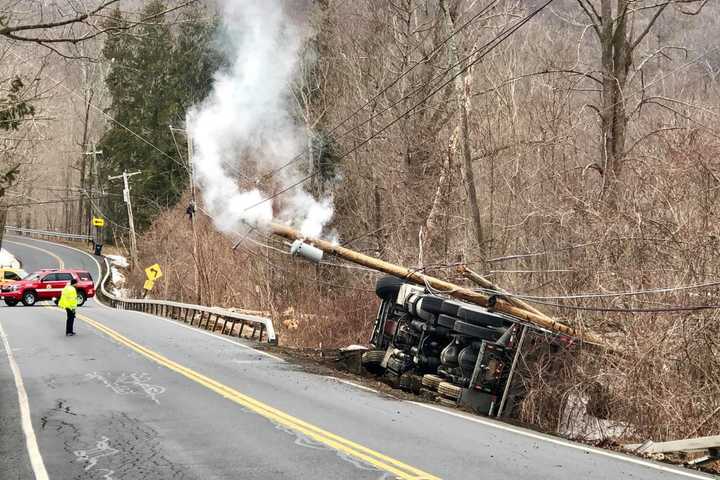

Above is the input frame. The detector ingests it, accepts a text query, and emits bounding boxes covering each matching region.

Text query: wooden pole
[270,223,605,346]
[458,265,552,321]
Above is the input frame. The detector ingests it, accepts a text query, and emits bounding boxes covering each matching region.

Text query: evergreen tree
[99,2,221,231]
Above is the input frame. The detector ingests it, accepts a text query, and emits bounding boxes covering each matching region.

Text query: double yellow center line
[77,312,440,480]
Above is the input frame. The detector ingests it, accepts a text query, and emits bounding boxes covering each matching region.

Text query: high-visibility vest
[58,284,78,310]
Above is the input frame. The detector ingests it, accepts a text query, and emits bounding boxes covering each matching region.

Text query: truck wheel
[397,373,421,393]
[457,306,505,328]
[421,374,443,390]
[21,291,37,306]
[437,314,457,330]
[437,396,459,407]
[453,320,502,341]
[4,300,18,307]
[438,381,463,401]
[76,291,86,307]
[361,350,385,366]
[375,276,405,301]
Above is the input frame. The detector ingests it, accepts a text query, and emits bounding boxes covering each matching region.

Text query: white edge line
[12,237,284,362]
[0,320,49,480]
[326,376,379,393]
[407,401,714,480]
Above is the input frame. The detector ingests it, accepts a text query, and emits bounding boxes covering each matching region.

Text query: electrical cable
[260,0,501,180]
[471,279,720,300]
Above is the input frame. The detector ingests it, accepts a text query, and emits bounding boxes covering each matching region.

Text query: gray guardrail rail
[4,225,93,242]
[99,257,277,344]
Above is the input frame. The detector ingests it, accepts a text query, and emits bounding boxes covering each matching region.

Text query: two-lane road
[0,236,713,479]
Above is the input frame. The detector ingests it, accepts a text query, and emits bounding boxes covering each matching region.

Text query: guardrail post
[251,324,258,339]
[259,324,265,342]
[238,320,246,338]
[211,314,219,331]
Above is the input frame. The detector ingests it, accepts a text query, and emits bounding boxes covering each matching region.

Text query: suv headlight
[10,284,19,291]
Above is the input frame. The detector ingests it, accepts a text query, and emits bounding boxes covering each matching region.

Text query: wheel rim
[77,293,85,306]
[24,293,35,305]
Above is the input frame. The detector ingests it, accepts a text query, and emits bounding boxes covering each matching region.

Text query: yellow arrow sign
[145,264,163,281]
[143,279,155,291]
[92,217,105,227]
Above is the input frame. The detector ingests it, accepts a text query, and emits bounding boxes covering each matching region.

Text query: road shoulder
[0,319,35,480]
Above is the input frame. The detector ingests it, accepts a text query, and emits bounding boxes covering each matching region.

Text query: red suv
[1,269,95,307]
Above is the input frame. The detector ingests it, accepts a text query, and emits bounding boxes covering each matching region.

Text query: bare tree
[575,0,708,203]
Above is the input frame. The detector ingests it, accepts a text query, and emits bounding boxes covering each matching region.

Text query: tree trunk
[598,0,632,205]
[0,205,6,251]
[441,0,485,258]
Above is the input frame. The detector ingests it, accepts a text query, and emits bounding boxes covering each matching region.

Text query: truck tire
[440,300,461,317]
[438,381,463,400]
[375,276,405,301]
[421,374,443,390]
[437,396,459,408]
[437,314,457,329]
[398,373,421,392]
[21,291,37,306]
[361,350,385,366]
[4,300,18,307]
[418,295,444,315]
[453,320,502,341]
[457,306,505,328]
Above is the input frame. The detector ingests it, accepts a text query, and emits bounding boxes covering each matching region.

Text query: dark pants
[65,309,76,334]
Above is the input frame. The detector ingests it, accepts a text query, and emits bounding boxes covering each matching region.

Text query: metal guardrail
[626,435,720,454]
[98,257,277,344]
[625,435,720,467]
[4,226,92,242]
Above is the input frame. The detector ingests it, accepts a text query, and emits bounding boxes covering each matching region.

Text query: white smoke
[187,0,333,238]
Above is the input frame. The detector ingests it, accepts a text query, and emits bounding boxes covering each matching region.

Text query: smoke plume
[187,0,333,238]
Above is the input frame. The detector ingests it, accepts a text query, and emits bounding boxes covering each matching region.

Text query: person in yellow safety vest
[58,278,78,336]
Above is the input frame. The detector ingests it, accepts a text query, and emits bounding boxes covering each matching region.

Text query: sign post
[91,217,105,255]
[143,264,163,298]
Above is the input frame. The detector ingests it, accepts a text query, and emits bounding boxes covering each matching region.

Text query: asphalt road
[0,236,714,480]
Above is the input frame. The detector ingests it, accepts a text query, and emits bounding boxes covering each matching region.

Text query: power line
[521,298,720,313]
[472,280,720,300]
[261,0,501,180]
[4,196,112,207]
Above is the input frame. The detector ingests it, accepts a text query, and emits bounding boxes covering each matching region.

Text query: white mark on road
[0,319,50,480]
[97,468,116,479]
[86,372,166,404]
[73,436,119,471]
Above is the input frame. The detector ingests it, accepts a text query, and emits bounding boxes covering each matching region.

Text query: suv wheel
[77,291,86,307]
[4,300,18,307]
[21,291,37,306]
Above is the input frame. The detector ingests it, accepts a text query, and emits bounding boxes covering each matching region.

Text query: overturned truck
[364,276,573,417]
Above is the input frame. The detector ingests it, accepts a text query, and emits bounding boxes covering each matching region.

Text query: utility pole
[82,144,102,236]
[170,125,201,303]
[108,170,141,269]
